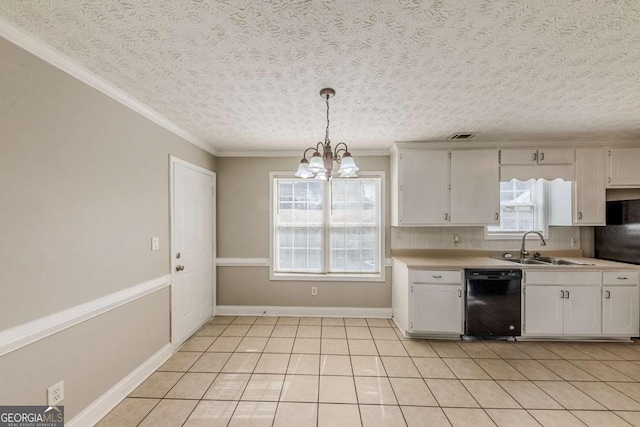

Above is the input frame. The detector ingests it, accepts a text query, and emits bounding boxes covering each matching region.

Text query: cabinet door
[537,148,574,164]
[524,285,563,335]
[603,286,639,336]
[609,148,640,186]
[411,284,462,333]
[500,149,538,165]
[450,150,499,224]
[575,148,605,225]
[563,286,601,335]
[399,150,449,225]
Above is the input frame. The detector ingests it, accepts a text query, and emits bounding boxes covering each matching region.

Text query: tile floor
[97,316,640,426]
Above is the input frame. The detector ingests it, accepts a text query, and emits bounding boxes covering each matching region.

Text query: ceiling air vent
[448,133,477,140]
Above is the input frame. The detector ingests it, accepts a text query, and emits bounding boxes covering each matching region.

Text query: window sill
[484,231,548,241]
[270,272,386,282]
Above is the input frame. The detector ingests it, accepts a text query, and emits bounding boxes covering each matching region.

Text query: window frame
[484,179,550,240]
[269,171,385,282]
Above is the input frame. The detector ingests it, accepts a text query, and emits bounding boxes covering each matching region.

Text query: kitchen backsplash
[391,226,581,251]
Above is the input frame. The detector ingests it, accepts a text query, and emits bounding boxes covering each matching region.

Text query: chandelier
[294,88,359,180]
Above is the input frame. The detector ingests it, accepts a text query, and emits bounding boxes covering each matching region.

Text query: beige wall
[0,289,169,416]
[0,37,215,417]
[216,156,392,308]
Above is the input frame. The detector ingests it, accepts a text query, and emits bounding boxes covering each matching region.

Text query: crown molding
[215,149,391,157]
[0,17,218,156]
[394,140,640,150]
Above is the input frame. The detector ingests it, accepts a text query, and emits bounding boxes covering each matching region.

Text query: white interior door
[171,158,215,347]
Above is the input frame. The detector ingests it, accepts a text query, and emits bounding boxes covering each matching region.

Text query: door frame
[169,155,216,349]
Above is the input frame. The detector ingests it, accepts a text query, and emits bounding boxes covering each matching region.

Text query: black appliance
[465,269,522,337]
[595,199,640,265]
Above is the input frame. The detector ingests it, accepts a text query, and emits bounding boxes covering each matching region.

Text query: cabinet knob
[560,290,565,299]
[533,152,538,162]
[578,212,583,220]
[433,275,442,279]
[444,213,448,221]
[605,290,611,299]
[495,213,499,220]
[539,152,545,162]
[617,277,628,280]
[566,290,570,299]
[458,289,462,298]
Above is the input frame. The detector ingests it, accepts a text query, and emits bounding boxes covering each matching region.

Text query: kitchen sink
[492,256,595,266]
[532,257,595,266]
[500,258,548,265]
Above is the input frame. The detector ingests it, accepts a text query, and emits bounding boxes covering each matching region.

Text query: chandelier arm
[334,142,349,157]
[302,147,317,159]
[315,141,325,153]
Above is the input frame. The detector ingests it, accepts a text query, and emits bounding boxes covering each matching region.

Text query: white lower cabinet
[603,285,639,336]
[525,284,601,336]
[392,263,463,337]
[524,270,639,338]
[411,284,462,334]
[524,285,564,335]
[563,286,602,335]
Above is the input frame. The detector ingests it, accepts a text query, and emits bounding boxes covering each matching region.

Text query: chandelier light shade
[294,88,359,179]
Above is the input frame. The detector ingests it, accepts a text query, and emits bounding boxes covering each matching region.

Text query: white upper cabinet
[608,148,640,187]
[391,146,499,226]
[450,150,499,224]
[500,148,574,165]
[575,148,605,225]
[395,149,449,225]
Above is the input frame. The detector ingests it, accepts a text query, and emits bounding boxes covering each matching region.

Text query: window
[271,174,383,280]
[486,179,546,238]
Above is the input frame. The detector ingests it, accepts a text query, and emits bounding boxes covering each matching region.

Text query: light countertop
[391,249,640,270]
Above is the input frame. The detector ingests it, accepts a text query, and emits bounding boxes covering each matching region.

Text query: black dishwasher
[465,269,522,337]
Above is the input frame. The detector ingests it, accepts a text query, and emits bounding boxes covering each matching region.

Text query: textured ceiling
[1,0,640,152]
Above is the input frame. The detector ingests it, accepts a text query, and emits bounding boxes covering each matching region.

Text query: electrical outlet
[47,381,64,406]
[151,237,159,251]
[311,286,318,296]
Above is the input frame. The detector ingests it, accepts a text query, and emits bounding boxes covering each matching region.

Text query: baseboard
[66,343,172,427]
[0,275,171,357]
[216,305,392,318]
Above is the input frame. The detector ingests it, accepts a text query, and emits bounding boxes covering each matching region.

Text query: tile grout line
[102,316,640,426]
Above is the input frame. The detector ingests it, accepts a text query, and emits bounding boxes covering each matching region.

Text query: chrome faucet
[520,231,547,258]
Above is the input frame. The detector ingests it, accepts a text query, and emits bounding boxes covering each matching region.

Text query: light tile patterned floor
[97,316,640,426]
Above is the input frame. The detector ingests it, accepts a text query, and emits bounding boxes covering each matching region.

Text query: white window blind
[273,176,382,277]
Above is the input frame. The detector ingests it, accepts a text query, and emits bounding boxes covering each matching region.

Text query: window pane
[275,178,324,273]
[276,227,323,272]
[489,179,540,234]
[278,180,323,225]
[329,178,380,273]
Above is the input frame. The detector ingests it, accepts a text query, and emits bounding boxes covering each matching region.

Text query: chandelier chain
[325,93,330,144]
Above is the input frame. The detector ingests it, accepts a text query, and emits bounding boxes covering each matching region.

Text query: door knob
[176,265,185,272]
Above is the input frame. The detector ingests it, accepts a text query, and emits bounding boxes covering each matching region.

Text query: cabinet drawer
[500,149,537,165]
[603,271,639,285]
[525,271,601,285]
[537,148,574,165]
[411,270,461,284]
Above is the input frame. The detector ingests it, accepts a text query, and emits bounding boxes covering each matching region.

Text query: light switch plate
[151,237,160,251]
